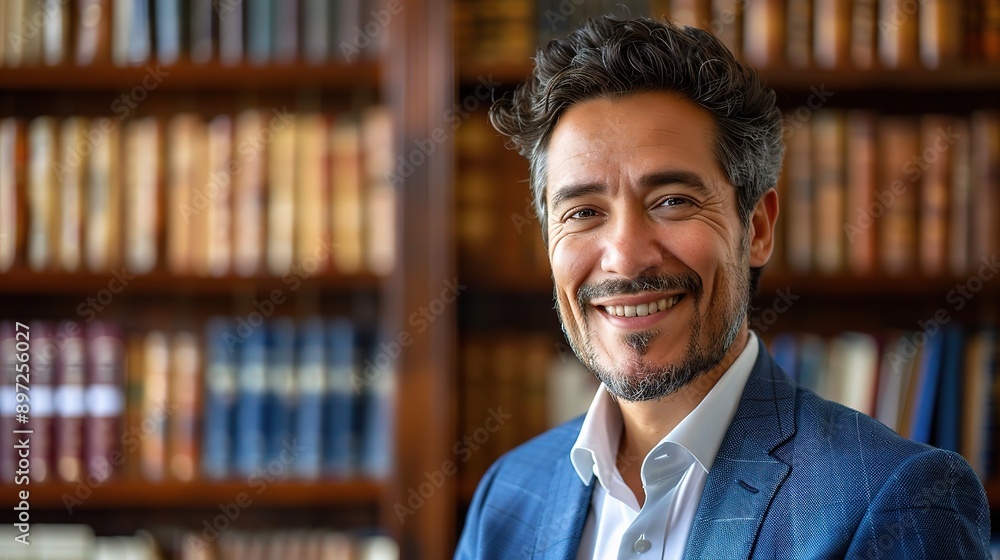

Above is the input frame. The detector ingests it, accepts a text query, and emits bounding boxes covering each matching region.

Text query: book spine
[168,331,201,481]
[27,116,57,272]
[294,317,326,479]
[0,323,17,482]
[154,0,182,64]
[54,322,86,482]
[85,321,126,483]
[233,323,267,477]
[324,318,357,477]
[0,119,18,272]
[263,318,296,474]
[201,318,236,479]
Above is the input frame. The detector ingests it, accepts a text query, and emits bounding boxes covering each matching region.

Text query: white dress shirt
[571,332,759,559]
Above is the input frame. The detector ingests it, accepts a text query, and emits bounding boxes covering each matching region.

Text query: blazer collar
[684,336,797,559]
[533,451,596,559]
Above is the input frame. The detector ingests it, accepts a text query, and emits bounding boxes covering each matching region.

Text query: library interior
[1,0,1000,558]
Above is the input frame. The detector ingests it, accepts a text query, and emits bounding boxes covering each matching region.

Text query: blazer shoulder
[492,414,585,474]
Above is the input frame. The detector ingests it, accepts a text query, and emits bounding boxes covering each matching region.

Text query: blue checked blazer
[455,337,991,559]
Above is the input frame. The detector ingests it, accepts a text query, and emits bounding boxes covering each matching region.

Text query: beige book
[85,117,122,272]
[296,113,329,275]
[27,116,58,271]
[20,0,43,66]
[811,110,845,274]
[232,109,265,276]
[329,115,364,274]
[4,0,25,67]
[206,115,233,276]
[361,106,396,276]
[188,117,210,275]
[166,114,199,274]
[850,0,876,68]
[877,0,919,68]
[141,330,169,481]
[124,117,159,274]
[0,119,17,272]
[168,330,200,481]
[919,0,961,69]
[743,0,785,67]
[267,112,297,275]
[57,117,86,272]
[711,0,742,57]
[42,0,69,65]
[814,0,852,68]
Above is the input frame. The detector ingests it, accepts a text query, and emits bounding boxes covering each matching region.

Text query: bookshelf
[452,0,1000,549]
[0,0,456,559]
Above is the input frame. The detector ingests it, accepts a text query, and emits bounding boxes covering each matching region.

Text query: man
[455,16,990,560]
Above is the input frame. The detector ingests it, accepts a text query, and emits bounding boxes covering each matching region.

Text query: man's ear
[748,188,779,267]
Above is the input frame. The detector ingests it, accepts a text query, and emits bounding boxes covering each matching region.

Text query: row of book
[457,331,597,490]
[0,524,398,560]
[457,0,1000,69]
[0,317,395,484]
[0,107,396,277]
[0,0,385,68]
[776,109,1000,277]
[765,327,998,479]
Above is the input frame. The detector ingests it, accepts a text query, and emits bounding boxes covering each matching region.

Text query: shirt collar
[570,332,759,486]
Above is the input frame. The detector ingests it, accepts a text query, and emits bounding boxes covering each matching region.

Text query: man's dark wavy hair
[489,16,784,293]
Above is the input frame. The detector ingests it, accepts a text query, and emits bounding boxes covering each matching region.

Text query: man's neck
[615,327,750,485]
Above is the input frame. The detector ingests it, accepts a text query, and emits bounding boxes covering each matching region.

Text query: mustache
[577,273,702,308]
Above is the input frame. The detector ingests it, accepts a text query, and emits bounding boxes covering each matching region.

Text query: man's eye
[570,208,599,220]
[659,197,690,207]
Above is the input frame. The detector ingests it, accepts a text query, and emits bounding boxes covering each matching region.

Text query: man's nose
[599,212,665,278]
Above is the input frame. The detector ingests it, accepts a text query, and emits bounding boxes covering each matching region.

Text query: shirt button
[634,538,652,553]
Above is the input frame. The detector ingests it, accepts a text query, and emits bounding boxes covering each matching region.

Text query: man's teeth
[604,295,681,318]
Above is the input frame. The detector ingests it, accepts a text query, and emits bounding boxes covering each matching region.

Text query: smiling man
[454,16,990,560]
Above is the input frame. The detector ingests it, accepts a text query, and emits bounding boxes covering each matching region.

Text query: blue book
[769,333,799,382]
[294,317,325,479]
[127,0,151,64]
[934,327,964,452]
[233,323,267,477]
[909,330,945,444]
[247,0,273,64]
[201,318,237,479]
[324,318,357,477]
[263,318,296,472]
[796,334,827,396]
[358,332,394,480]
[154,0,181,64]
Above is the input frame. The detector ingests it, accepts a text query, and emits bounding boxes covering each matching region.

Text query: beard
[555,242,751,403]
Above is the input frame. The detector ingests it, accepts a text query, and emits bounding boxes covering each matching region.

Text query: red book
[85,321,126,483]
[29,321,56,483]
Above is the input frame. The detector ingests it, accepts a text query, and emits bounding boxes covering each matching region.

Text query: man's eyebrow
[549,182,607,211]
[638,170,713,197]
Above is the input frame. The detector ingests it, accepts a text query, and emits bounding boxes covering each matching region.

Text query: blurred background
[0,0,999,558]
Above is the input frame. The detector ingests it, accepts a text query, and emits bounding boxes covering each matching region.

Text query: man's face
[545,92,773,402]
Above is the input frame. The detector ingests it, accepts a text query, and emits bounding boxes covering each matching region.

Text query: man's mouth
[599,294,685,318]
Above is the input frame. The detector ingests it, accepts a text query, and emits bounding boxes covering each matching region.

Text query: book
[85,321,125,483]
[919,0,963,68]
[189,0,214,63]
[5,0,26,67]
[0,119,17,272]
[233,322,267,478]
[330,114,364,274]
[76,0,112,65]
[970,111,1000,268]
[302,0,331,63]
[877,116,918,275]
[0,323,17,482]
[361,106,397,276]
[324,318,358,477]
[154,0,181,64]
[811,110,845,274]
[918,115,951,276]
[57,117,86,272]
[273,0,299,63]
[166,114,200,275]
[949,118,972,275]
[201,318,237,480]
[263,318,296,474]
[934,327,964,452]
[123,117,159,275]
[219,0,244,65]
[786,0,813,67]
[711,0,742,57]
[85,117,122,272]
[294,317,326,479]
[784,115,812,272]
[267,111,297,275]
[814,0,852,68]
[232,110,265,276]
[908,330,944,444]
[850,0,877,68]
[168,330,200,481]
[961,329,995,479]
[140,331,170,481]
[205,115,233,277]
[742,0,785,67]
[357,334,394,479]
[53,322,86,482]
[877,0,919,68]
[296,113,329,274]
[41,0,69,65]
[27,116,58,271]
[247,0,273,64]
[845,111,877,274]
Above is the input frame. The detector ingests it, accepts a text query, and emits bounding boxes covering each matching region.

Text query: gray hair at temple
[489,16,785,248]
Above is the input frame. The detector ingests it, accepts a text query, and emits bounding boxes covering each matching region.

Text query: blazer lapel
[532,453,595,560]
[684,338,797,559]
